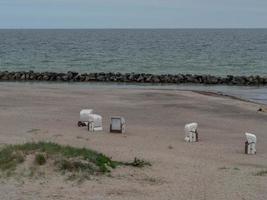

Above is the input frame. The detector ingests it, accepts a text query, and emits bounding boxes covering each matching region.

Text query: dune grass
[34,153,46,165]
[0,142,150,179]
[254,169,267,176]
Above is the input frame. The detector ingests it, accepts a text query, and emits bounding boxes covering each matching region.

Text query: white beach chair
[245,132,257,155]
[88,114,103,132]
[110,116,126,133]
[78,109,94,127]
[184,122,198,142]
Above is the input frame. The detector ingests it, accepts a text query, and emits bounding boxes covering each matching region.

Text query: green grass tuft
[233,167,240,171]
[254,169,267,176]
[0,142,150,180]
[0,147,24,171]
[218,166,229,170]
[35,153,46,165]
[121,157,151,168]
[27,129,41,133]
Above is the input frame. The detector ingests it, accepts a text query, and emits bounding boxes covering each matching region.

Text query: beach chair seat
[88,114,103,132]
[245,132,256,155]
[184,122,198,142]
[110,116,126,133]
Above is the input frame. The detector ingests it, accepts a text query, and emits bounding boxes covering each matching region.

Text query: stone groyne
[0,71,267,85]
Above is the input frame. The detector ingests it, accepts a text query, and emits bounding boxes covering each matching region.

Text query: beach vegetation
[254,169,267,176]
[0,142,151,180]
[34,153,46,165]
[233,167,240,170]
[218,166,229,170]
[121,157,151,168]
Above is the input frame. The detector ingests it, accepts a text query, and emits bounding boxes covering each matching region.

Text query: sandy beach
[0,82,267,200]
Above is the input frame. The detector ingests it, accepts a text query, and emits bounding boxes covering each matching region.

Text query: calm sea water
[0,29,267,104]
[0,29,267,76]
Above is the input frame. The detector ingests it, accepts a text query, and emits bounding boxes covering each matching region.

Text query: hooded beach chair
[78,109,103,132]
[184,122,198,142]
[110,116,126,133]
[245,132,257,155]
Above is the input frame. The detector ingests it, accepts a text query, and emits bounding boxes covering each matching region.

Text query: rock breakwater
[1,71,267,85]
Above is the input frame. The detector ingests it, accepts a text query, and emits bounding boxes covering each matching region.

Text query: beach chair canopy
[80,109,94,122]
[185,122,198,133]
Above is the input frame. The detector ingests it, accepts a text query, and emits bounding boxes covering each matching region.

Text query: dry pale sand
[0,82,267,200]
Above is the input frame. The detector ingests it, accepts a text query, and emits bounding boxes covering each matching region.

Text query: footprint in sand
[27,129,41,134]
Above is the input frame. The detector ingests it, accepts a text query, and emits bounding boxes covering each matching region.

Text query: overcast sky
[0,0,267,28]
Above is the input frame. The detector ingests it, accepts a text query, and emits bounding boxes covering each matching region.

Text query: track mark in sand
[46,193,65,199]
[112,170,167,186]
[218,166,230,170]
[53,134,63,138]
[136,175,167,186]
[27,129,41,134]
[106,187,144,197]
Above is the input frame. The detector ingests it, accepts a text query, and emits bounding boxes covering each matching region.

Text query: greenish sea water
[0,29,267,76]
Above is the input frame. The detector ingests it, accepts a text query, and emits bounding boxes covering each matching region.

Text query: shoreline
[1,71,267,86]
[1,80,267,106]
